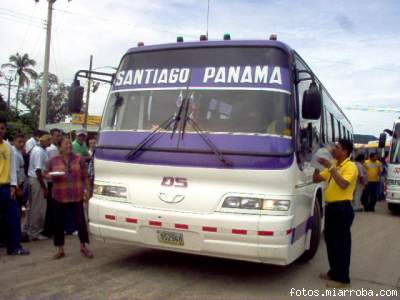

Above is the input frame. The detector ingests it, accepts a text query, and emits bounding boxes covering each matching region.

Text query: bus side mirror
[302,82,322,120]
[68,80,84,113]
[384,129,393,136]
[378,132,386,148]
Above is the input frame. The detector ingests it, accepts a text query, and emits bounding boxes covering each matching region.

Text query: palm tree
[1,53,38,112]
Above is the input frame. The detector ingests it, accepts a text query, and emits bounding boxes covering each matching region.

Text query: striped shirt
[47,153,88,203]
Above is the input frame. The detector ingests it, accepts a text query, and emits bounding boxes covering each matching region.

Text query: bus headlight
[93,184,127,199]
[222,197,262,209]
[262,199,290,211]
[222,197,290,211]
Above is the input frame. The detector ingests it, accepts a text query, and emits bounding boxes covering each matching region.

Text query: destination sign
[112,65,290,93]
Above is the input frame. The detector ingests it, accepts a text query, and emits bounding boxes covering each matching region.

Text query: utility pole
[0,71,16,111]
[6,77,13,110]
[37,0,71,129]
[83,55,93,130]
[38,0,56,130]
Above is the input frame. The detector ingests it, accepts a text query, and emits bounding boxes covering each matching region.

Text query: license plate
[157,230,184,246]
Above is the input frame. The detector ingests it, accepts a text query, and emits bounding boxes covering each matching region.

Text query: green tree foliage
[20,72,70,127]
[1,53,38,111]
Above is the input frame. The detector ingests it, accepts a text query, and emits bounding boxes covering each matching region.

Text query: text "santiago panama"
[114,65,283,87]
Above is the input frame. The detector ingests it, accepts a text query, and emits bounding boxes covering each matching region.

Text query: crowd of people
[0,116,96,259]
[353,152,386,212]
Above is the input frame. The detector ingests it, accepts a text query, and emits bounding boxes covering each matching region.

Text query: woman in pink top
[47,137,93,259]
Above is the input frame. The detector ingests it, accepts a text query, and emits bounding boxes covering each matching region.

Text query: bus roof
[123,39,352,131]
[355,141,390,149]
[125,40,294,56]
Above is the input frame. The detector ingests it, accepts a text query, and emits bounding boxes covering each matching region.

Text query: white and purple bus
[70,35,353,265]
[383,120,400,213]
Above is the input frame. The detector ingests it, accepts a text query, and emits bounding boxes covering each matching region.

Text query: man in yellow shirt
[363,153,382,212]
[0,116,29,255]
[313,139,358,288]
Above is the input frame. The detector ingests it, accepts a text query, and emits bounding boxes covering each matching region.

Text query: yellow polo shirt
[364,159,382,182]
[320,158,358,203]
[0,142,11,184]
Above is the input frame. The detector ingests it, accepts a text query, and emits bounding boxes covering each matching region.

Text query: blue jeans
[0,185,22,253]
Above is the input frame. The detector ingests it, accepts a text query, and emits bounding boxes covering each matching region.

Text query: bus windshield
[390,123,400,164]
[102,89,291,136]
[102,46,292,136]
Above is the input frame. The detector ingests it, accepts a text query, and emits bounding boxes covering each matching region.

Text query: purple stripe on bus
[96,131,293,169]
[98,131,292,153]
[290,216,313,244]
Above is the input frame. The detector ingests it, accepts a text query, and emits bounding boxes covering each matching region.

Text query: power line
[0,7,43,20]
[19,5,39,53]
[0,13,43,28]
[53,7,199,39]
[50,39,59,80]
[32,31,45,65]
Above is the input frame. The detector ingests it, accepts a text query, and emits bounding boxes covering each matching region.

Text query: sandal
[53,252,65,260]
[80,248,94,259]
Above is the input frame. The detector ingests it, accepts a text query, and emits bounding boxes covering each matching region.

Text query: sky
[0,0,400,136]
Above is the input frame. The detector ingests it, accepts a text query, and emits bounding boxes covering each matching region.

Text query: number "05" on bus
[161,177,188,188]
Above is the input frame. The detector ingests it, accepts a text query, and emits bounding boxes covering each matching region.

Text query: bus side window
[324,107,332,142]
[330,113,335,141]
[321,107,326,143]
[337,120,342,139]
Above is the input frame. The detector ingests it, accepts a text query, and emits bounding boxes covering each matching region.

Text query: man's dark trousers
[0,185,22,254]
[364,182,379,211]
[42,182,55,237]
[324,200,354,284]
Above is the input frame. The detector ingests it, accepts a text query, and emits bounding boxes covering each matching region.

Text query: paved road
[1,202,399,300]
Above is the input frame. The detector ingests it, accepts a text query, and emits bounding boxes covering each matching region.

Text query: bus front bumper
[386,190,400,204]
[88,198,300,265]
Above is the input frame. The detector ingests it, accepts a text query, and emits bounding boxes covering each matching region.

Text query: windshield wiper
[178,97,233,167]
[170,95,189,141]
[127,90,191,160]
[126,115,176,160]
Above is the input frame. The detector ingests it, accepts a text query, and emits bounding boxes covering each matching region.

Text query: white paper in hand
[311,147,333,170]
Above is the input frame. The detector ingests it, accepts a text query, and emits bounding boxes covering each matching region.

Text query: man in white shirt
[46,128,63,159]
[11,133,26,208]
[27,134,52,241]
[25,130,43,155]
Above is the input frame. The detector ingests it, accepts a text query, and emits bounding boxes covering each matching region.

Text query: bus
[354,141,390,158]
[384,119,400,213]
[69,35,353,265]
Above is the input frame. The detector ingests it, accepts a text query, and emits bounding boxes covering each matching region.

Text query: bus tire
[388,203,400,214]
[298,198,321,262]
